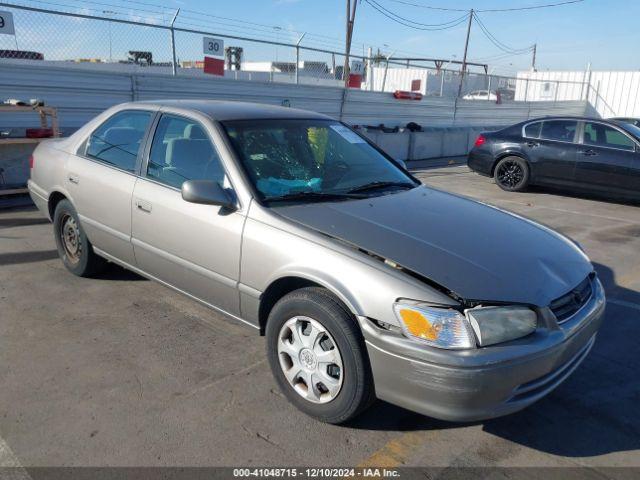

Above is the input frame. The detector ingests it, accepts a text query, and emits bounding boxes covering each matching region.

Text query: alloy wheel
[497,160,525,189]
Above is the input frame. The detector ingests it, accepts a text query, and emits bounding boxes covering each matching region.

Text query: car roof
[523,116,613,123]
[132,99,333,122]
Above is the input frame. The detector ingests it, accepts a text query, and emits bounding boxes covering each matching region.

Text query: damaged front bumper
[358,278,606,422]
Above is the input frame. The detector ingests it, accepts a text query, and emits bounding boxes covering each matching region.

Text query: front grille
[549,275,593,324]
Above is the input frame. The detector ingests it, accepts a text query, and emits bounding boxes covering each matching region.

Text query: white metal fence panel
[0,63,591,133]
[517,70,640,118]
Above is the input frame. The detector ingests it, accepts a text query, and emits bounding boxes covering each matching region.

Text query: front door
[131,113,245,316]
[66,109,154,265]
[574,121,638,195]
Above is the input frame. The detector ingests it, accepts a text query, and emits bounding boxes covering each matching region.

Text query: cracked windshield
[222,119,416,202]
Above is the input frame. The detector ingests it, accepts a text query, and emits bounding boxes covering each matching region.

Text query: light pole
[273,26,281,63]
[102,10,116,62]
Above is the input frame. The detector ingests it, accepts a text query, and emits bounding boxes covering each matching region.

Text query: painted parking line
[607,298,640,312]
[356,431,426,468]
[0,435,30,479]
[493,198,640,224]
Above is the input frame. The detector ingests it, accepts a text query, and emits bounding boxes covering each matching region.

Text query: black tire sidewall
[266,288,373,424]
[494,156,529,192]
[53,199,93,276]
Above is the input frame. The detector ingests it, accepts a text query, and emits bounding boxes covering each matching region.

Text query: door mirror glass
[182,180,236,210]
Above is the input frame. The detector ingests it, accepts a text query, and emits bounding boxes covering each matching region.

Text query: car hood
[274,185,592,307]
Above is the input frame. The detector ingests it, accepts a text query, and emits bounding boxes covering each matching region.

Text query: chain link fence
[0,2,605,108]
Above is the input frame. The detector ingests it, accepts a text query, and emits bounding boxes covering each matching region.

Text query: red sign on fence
[348,73,362,89]
[204,56,224,76]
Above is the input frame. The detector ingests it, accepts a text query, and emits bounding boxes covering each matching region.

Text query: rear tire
[494,156,530,192]
[53,199,106,277]
[266,287,375,424]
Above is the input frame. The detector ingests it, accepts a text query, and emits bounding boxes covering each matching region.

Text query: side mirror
[396,159,407,170]
[182,180,236,210]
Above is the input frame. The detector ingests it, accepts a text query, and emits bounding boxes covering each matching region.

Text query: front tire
[53,199,106,277]
[266,287,375,424]
[494,156,530,192]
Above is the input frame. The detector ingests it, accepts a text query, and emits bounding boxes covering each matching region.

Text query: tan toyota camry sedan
[28,100,605,424]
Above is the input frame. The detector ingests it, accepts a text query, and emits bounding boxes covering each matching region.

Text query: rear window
[524,122,542,138]
[540,120,577,143]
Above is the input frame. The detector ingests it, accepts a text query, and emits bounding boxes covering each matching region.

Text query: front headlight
[393,302,538,349]
[393,303,476,350]
[465,306,537,347]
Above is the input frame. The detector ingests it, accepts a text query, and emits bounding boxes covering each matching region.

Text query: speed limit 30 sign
[203,37,224,57]
[0,11,15,35]
[203,36,225,76]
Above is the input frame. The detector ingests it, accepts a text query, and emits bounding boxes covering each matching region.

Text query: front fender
[240,213,459,328]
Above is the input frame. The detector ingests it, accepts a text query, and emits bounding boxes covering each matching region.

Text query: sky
[169,0,640,74]
[3,0,639,75]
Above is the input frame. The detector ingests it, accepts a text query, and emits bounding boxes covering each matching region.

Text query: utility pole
[531,43,537,71]
[343,0,358,88]
[457,9,473,98]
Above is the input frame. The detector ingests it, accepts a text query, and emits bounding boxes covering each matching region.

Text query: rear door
[67,109,154,265]
[131,112,246,316]
[526,119,580,185]
[574,121,639,195]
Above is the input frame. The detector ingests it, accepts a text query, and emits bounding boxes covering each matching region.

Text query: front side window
[222,119,416,202]
[85,110,152,172]
[583,122,635,151]
[147,114,226,189]
[540,120,578,143]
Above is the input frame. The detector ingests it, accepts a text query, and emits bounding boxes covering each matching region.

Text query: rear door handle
[579,149,598,156]
[135,199,152,213]
[526,141,539,148]
[68,173,79,184]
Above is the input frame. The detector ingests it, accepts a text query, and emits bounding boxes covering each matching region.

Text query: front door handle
[526,141,539,148]
[135,199,152,213]
[579,149,598,156]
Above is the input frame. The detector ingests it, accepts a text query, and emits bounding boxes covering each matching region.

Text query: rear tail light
[474,135,486,147]
[29,154,34,169]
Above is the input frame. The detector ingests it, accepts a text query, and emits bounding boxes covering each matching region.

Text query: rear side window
[85,110,152,172]
[146,114,226,189]
[524,122,542,138]
[583,122,635,151]
[540,120,577,143]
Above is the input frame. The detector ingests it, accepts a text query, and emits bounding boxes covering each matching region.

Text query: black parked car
[468,116,640,200]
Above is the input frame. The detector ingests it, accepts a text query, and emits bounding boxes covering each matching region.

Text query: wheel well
[491,153,527,176]
[48,191,67,219]
[258,277,323,335]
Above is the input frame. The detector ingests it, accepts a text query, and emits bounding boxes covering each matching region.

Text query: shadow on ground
[99,263,147,281]
[0,216,51,228]
[350,262,640,458]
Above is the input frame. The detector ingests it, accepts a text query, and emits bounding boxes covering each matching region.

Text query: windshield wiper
[265,191,365,203]
[348,181,416,194]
